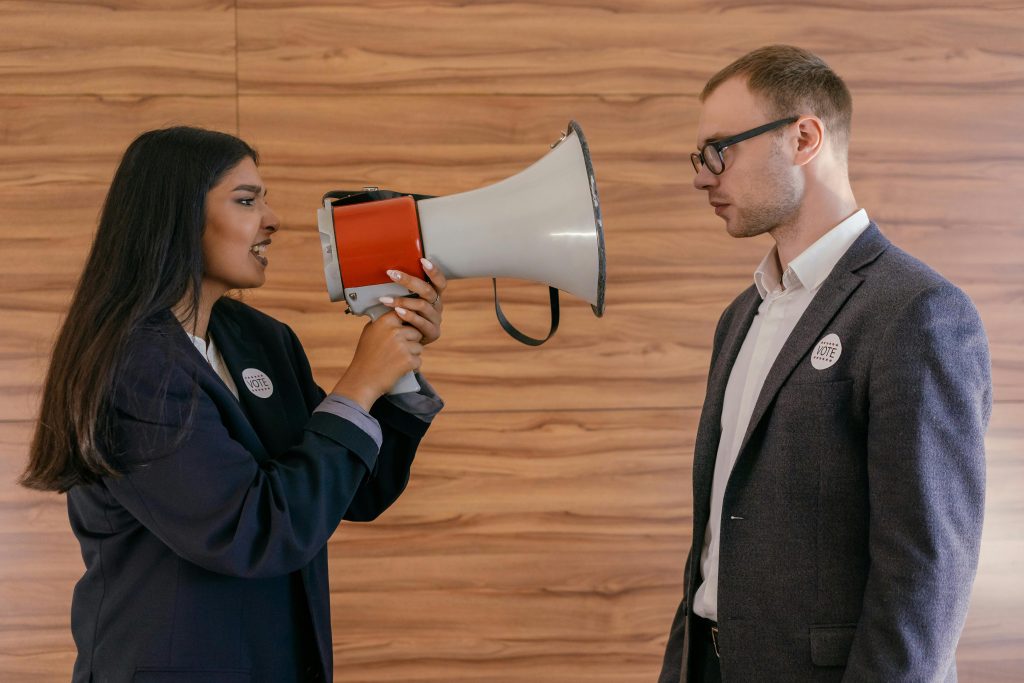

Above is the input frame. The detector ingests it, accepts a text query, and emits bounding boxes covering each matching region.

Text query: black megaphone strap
[492,279,560,346]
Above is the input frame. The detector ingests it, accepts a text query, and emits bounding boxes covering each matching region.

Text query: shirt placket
[731,290,790,466]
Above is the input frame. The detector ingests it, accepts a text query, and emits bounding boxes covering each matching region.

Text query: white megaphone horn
[317,120,606,394]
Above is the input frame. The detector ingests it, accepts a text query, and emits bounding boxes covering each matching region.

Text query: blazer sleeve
[844,283,991,680]
[281,323,434,522]
[103,346,384,580]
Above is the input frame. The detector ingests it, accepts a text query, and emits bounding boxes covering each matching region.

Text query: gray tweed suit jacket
[658,223,991,682]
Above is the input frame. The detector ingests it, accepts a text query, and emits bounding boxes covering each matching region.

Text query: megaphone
[317,120,606,394]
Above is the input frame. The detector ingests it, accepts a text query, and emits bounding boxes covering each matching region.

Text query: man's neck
[771,184,858,273]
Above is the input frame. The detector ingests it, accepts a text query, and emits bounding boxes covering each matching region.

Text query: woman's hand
[332,312,424,410]
[377,258,447,346]
[330,259,447,410]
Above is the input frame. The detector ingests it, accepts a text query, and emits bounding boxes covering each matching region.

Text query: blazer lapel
[692,287,760,523]
[208,305,290,461]
[734,223,889,462]
[161,313,269,463]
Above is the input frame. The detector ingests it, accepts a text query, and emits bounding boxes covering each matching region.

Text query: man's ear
[793,115,825,167]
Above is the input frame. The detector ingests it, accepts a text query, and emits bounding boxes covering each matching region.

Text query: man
[658,45,991,682]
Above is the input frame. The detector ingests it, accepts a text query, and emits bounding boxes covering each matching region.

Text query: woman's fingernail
[378,296,394,305]
[387,270,401,281]
[395,306,408,315]
[420,258,434,271]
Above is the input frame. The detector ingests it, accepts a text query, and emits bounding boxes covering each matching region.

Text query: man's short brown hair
[702,45,853,153]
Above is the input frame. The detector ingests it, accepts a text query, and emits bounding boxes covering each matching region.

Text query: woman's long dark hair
[21,127,258,492]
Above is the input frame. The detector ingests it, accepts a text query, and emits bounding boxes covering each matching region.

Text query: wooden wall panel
[239,89,1023,410]
[0,96,239,421]
[237,93,715,413]
[0,405,692,682]
[0,418,84,681]
[236,1,1024,95]
[324,407,691,682]
[851,92,1024,402]
[0,1,1021,681]
[4,405,1021,682]
[957,401,1024,682]
[0,1,235,95]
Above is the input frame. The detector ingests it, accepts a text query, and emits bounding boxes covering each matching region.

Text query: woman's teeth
[250,243,268,266]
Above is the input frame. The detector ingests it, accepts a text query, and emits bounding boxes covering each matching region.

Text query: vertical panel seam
[234,0,240,134]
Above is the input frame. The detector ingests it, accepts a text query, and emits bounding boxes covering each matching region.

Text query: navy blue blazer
[659,224,991,682]
[67,298,432,683]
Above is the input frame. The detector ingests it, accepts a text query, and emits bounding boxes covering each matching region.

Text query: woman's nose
[264,207,280,233]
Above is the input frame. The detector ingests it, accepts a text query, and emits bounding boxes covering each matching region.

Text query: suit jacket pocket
[809,623,857,667]
[133,669,251,683]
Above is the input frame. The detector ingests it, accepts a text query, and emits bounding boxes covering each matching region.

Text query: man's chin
[725,220,751,238]
[725,217,771,239]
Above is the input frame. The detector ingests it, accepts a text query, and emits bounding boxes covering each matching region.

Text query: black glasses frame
[691,116,799,175]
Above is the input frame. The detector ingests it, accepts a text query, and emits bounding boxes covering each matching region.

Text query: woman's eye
[238,197,256,207]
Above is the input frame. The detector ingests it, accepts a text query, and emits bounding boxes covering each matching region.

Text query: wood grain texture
[0,0,1022,681]
[236,1,1024,95]
[957,402,1024,683]
[2,403,1021,681]
[0,95,238,421]
[0,1,236,95]
[236,90,1023,414]
[0,406,692,682]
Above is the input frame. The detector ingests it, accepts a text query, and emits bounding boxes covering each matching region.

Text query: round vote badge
[811,333,843,370]
[241,368,274,398]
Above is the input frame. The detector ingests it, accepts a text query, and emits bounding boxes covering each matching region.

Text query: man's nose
[693,163,717,191]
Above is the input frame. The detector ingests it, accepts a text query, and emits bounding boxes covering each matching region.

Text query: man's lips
[710,200,729,216]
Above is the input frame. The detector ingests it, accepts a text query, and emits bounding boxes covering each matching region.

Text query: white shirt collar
[183,327,240,400]
[754,209,870,299]
[186,331,214,360]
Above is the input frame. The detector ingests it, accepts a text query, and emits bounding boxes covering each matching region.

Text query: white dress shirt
[186,332,239,399]
[692,209,871,622]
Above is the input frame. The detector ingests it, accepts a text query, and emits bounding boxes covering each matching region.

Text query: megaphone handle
[387,371,422,395]
[366,303,422,395]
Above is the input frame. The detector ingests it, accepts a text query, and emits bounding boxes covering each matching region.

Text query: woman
[20,126,446,682]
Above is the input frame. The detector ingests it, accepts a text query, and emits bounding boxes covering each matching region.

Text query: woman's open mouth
[250,240,270,266]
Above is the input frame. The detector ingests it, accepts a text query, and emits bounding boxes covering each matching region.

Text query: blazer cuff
[371,374,443,439]
[305,411,380,473]
[383,373,445,424]
[314,394,383,450]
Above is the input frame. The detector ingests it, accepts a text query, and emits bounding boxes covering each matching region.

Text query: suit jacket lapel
[734,223,889,463]
[208,303,289,461]
[692,287,760,527]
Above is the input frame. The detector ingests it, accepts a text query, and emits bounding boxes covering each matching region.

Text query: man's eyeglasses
[691,116,799,175]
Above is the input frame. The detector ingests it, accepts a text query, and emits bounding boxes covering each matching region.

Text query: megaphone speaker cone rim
[567,120,606,318]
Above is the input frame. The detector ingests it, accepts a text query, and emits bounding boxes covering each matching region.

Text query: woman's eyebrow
[232,184,266,196]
